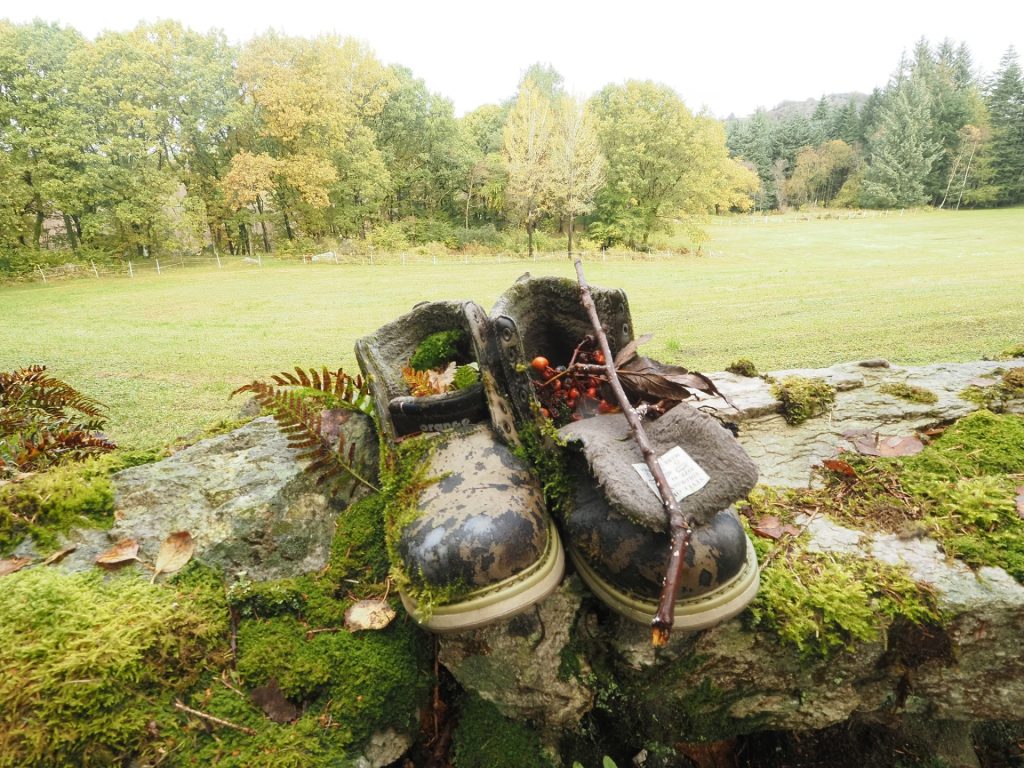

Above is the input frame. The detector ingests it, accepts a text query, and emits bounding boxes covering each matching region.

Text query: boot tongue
[558,405,759,531]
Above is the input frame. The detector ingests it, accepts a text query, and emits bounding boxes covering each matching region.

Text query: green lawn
[2,207,1021,451]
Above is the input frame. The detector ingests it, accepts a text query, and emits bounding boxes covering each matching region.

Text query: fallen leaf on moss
[95,539,139,567]
[344,599,397,631]
[851,434,924,457]
[0,557,32,577]
[151,531,195,582]
[42,545,77,566]
[1017,487,1024,520]
[250,678,298,724]
[821,458,858,477]
[752,515,801,540]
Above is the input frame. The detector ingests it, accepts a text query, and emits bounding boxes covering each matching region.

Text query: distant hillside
[760,92,870,121]
[724,93,871,123]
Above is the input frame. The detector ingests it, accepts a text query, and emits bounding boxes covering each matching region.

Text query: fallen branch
[573,259,696,646]
[173,699,256,735]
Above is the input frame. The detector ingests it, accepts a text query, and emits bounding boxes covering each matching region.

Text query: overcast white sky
[4,1,1021,118]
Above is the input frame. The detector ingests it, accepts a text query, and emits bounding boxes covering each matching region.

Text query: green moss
[409,329,466,372]
[452,694,555,768]
[0,566,229,768]
[901,410,1024,478]
[725,358,758,377]
[232,610,428,748]
[741,488,939,657]
[328,491,390,587]
[879,382,939,404]
[748,547,937,657]
[0,450,159,555]
[453,363,481,391]
[751,411,1024,636]
[514,417,574,521]
[771,376,836,425]
[959,368,1024,411]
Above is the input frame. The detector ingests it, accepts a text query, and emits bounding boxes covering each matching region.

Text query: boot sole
[399,517,566,633]
[568,536,760,631]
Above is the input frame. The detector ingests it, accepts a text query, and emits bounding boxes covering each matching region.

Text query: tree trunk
[256,196,272,253]
[527,220,535,257]
[239,223,251,257]
[63,214,79,251]
[72,215,83,242]
[567,215,575,258]
[33,209,44,250]
[282,210,294,241]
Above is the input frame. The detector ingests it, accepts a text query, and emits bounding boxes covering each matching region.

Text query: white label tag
[632,445,709,502]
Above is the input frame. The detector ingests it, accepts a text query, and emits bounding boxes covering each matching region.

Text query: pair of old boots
[355,275,760,634]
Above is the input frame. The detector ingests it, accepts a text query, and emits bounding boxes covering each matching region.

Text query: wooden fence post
[156,259,161,274]
[128,261,134,278]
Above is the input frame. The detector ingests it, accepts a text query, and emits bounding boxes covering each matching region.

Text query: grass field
[2,207,1022,451]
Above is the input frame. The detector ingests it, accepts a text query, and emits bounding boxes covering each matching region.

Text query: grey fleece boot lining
[558,404,759,531]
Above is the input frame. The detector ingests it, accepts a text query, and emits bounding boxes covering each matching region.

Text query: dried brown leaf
[851,434,925,457]
[250,678,298,724]
[751,515,800,540]
[613,333,654,368]
[42,545,77,566]
[821,459,858,478]
[0,557,32,577]
[95,539,139,567]
[427,362,457,393]
[151,531,195,582]
[616,356,724,404]
[344,599,397,631]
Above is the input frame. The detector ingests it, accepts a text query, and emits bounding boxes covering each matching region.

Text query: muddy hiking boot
[355,300,564,632]
[491,275,760,630]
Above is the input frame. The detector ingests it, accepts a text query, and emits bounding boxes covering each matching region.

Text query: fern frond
[0,366,114,472]
[230,368,378,493]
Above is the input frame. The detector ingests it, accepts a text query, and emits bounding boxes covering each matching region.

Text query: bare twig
[573,259,696,646]
[173,699,256,735]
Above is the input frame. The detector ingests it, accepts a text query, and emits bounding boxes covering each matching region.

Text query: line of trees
[0,21,755,265]
[727,39,1024,211]
[1,22,1022,268]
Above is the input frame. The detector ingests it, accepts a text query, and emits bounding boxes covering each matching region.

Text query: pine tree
[862,77,941,207]
[986,47,1024,203]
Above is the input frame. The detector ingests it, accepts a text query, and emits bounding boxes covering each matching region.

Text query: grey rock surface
[706,359,1024,487]
[54,413,377,580]
[438,577,594,737]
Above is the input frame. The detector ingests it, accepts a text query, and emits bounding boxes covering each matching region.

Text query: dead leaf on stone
[95,539,139,567]
[966,377,996,388]
[1016,487,1024,520]
[851,434,925,458]
[250,678,298,724]
[42,545,77,566]
[821,458,858,478]
[752,516,801,541]
[150,531,195,582]
[427,361,457,394]
[0,557,32,577]
[344,599,397,632]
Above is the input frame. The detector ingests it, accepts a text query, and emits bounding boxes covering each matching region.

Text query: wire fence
[21,209,921,284]
[24,247,699,284]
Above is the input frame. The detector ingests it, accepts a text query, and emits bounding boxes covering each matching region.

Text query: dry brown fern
[231,367,377,495]
[0,365,116,475]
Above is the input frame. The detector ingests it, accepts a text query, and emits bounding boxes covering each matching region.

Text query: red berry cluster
[530,344,620,426]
